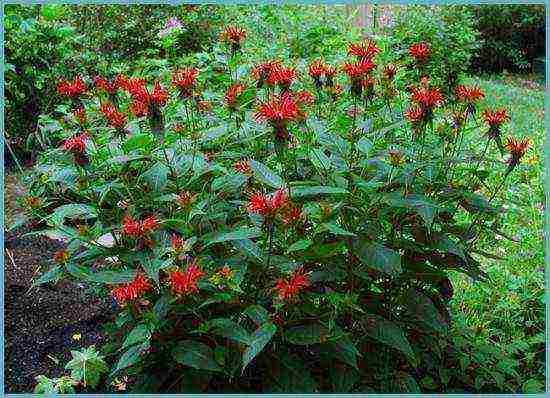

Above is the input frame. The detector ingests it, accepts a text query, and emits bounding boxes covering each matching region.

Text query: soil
[4,174,113,393]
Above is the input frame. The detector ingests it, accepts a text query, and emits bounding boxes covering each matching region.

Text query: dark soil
[4,175,114,393]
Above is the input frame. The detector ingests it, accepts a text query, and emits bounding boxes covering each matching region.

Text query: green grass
[448,73,545,392]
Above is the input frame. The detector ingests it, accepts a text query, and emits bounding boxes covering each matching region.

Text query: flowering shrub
[25,27,530,393]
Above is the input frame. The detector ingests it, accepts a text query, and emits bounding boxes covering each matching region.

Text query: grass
[447,72,545,392]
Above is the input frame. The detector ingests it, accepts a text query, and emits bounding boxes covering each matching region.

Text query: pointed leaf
[172,340,222,372]
[242,323,277,371]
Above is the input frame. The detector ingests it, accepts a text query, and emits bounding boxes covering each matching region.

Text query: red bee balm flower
[122,215,159,237]
[57,76,87,98]
[220,26,247,45]
[505,137,531,168]
[342,58,376,79]
[53,249,70,264]
[409,42,430,63]
[93,76,119,95]
[234,160,252,174]
[405,106,425,125]
[410,86,444,110]
[308,59,327,79]
[172,68,199,97]
[281,203,303,226]
[256,93,301,123]
[225,83,245,108]
[112,273,152,305]
[100,103,127,130]
[171,234,185,251]
[151,81,168,106]
[456,85,485,103]
[63,133,88,154]
[294,90,315,106]
[252,60,281,88]
[348,40,380,59]
[274,268,310,300]
[483,108,509,127]
[267,65,296,90]
[247,188,289,218]
[383,64,398,80]
[168,263,205,295]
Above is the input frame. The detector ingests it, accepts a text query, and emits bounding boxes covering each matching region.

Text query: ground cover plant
[14,17,540,394]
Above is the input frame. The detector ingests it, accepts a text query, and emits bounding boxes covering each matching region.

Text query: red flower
[100,103,127,130]
[114,74,131,91]
[383,63,397,80]
[225,83,246,108]
[247,188,289,217]
[266,65,297,90]
[405,106,425,125]
[93,76,119,95]
[168,263,205,295]
[57,76,87,98]
[294,90,315,106]
[252,60,281,87]
[220,26,247,45]
[308,59,327,79]
[456,85,485,103]
[274,268,310,300]
[409,42,430,62]
[112,273,152,305]
[122,215,159,237]
[125,79,167,107]
[505,136,531,168]
[281,203,303,226]
[410,86,444,109]
[172,68,199,97]
[234,160,252,174]
[171,234,184,251]
[342,58,376,80]
[151,81,168,106]
[255,93,301,124]
[483,108,509,127]
[73,107,87,125]
[348,40,380,59]
[63,133,88,154]
[53,249,70,264]
[130,100,149,117]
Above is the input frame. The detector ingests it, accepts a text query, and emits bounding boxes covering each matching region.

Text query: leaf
[362,315,416,364]
[242,323,277,371]
[353,240,402,275]
[172,340,222,372]
[201,124,228,142]
[391,371,421,393]
[123,134,152,152]
[113,342,148,374]
[50,204,98,225]
[202,226,261,245]
[286,239,313,254]
[266,354,318,392]
[356,137,373,156]
[232,239,263,262]
[404,288,448,333]
[250,160,284,189]
[284,323,328,345]
[208,318,252,345]
[384,193,439,228]
[142,162,169,192]
[66,264,136,284]
[326,334,360,370]
[122,324,151,350]
[291,185,348,198]
[140,257,172,283]
[211,174,247,193]
[309,148,332,171]
[323,222,356,237]
[65,346,108,388]
[244,305,269,326]
[32,265,63,287]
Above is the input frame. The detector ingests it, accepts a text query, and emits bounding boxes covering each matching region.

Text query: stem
[266,221,274,269]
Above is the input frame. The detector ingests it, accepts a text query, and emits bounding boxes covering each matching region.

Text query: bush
[386,5,480,95]
[469,5,545,72]
[24,26,531,393]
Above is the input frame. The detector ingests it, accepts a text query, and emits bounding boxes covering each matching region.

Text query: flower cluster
[247,188,289,218]
[94,76,120,95]
[348,40,380,60]
[57,76,87,98]
[483,108,509,142]
[172,68,199,98]
[112,273,152,305]
[505,136,531,169]
[122,215,159,238]
[168,263,205,295]
[409,42,430,63]
[100,103,127,131]
[63,133,88,154]
[234,160,252,174]
[266,65,297,92]
[274,268,310,301]
[255,93,303,141]
[220,26,247,54]
[225,83,246,109]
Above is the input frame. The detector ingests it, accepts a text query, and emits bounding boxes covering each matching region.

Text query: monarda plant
[23,29,530,393]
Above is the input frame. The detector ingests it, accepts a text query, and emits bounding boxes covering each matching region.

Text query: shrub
[25,27,531,393]
[469,5,545,72]
[386,5,480,96]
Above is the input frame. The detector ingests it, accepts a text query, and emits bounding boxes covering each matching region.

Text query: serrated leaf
[323,222,356,237]
[404,288,448,333]
[50,204,98,225]
[113,342,148,374]
[65,346,108,388]
[173,341,222,372]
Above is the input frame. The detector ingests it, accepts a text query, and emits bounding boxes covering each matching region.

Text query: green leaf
[244,305,269,326]
[232,239,263,262]
[522,378,544,393]
[356,137,373,156]
[34,375,76,394]
[211,174,247,193]
[391,371,421,393]
[65,346,108,388]
[291,185,348,198]
[50,204,98,225]
[123,134,152,152]
[286,239,313,254]
[173,341,222,372]
[384,193,439,227]
[203,226,261,245]
[250,160,284,189]
[266,354,319,392]
[323,222,356,237]
[242,323,277,371]
[122,324,151,350]
[309,148,332,170]
[353,240,402,275]
[404,288,448,333]
[33,265,63,287]
[113,342,148,374]
[142,162,169,192]
[208,318,252,345]
[66,264,136,284]
[284,323,328,345]
[140,257,172,283]
[326,334,360,370]
[362,315,416,364]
